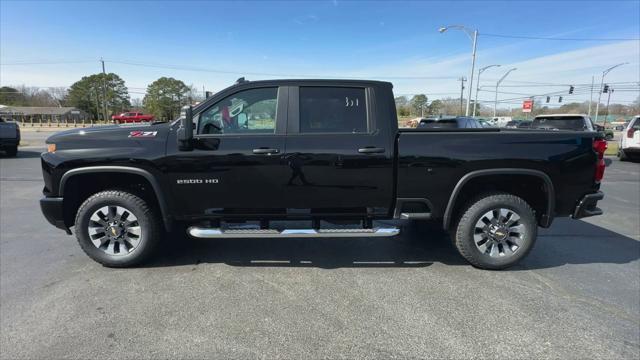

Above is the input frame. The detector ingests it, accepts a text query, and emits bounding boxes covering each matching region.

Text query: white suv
[618,115,640,161]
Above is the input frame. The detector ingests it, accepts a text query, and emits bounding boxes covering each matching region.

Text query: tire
[453,193,537,270]
[74,190,161,267]
[6,146,17,157]
[618,149,627,161]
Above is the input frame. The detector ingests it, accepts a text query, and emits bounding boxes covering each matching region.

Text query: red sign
[522,99,533,113]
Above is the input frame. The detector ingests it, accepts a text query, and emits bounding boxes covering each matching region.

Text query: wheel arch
[442,168,555,230]
[59,166,171,232]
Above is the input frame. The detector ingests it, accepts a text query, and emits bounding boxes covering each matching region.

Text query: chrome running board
[188,227,400,239]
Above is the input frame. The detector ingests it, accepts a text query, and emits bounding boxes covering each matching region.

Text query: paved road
[1,145,639,359]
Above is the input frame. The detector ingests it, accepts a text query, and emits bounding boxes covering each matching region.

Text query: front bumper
[572,191,604,219]
[40,197,71,234]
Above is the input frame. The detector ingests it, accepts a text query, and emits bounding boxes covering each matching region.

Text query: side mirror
[177,105,193,151]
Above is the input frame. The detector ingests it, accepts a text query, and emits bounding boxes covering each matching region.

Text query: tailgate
[631,129,640,147]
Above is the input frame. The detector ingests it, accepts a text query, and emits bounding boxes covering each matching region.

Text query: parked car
[111,112,154,124]
[594,124,614,140]
[517,120,532,129]
[615,122,630,131]
[504,120,520,128]
[531,114,595,131]
[489,116,512,127]
[618,115,640,161]
[478,119,495,128]
[418,116,483,129]
[0,117,20,156]
[40,79,606,270]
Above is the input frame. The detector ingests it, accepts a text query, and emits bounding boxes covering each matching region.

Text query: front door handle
[358,147,385,154]
[253,148,279,155]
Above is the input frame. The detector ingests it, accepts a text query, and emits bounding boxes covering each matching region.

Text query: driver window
[198,87,278,135]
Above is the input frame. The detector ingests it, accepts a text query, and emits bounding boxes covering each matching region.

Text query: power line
[1,60,96,66]
[482,33,640,41]
[104,59,460,80]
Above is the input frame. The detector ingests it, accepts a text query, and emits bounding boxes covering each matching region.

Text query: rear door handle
[358,147,385,154]
[252,148,279,154]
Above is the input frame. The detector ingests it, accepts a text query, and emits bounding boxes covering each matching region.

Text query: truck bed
[395,129,601,225]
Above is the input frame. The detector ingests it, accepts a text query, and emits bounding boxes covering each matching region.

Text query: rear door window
[299,87,367,133]
[532,116,588,130]
[421,120,458,129]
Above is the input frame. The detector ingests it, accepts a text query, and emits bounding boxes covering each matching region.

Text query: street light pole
[458,77,466,116]
[473,64,500,117]
[466,30,478,117]
[588,76,594,117]
[594,62,627,123]
[439,25,477,116]
[493,68,517,117]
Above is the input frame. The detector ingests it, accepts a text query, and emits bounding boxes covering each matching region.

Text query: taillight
[628,128,637,138]
[593,138,607,183]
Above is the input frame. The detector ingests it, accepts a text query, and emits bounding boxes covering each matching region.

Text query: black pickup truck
[40,79,606,269]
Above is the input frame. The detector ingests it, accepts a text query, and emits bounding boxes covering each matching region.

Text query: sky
[1,0,639,108]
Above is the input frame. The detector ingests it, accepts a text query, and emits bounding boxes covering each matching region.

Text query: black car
[40,79,606,269]
[0,117,20,157]
[517,120,532,128]
[504,120,520,128]
[531,114,594,131]
[418,116,483,129]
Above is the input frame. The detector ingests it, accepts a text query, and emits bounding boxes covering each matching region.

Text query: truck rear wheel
[618,149,627,161]
[453,193,537,270]
[74,190,161,267]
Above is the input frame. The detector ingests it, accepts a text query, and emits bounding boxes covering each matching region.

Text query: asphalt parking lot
[1,133,639,359]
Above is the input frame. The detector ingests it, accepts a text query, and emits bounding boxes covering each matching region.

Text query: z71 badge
[129,131,158,138]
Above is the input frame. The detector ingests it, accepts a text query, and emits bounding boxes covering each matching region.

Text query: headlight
[47,144,56,153]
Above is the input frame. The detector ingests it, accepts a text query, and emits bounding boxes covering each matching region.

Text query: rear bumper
[40,197,71,234]
[572,191,604,219]
[0,138,19,147]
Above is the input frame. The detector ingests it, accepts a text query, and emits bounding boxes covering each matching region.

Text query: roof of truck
[534,114,589,118]
[230,78,393,86]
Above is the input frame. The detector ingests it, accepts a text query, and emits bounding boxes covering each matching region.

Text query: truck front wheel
[5,146,17,157]
[74,190,161,267]
[453,193,537,270]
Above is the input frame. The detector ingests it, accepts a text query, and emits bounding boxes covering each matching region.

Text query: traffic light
[569,86,574,94]
[205,91,212,98]
[603,85,609,93]
[546,96,550,103]
[558,96,563,103]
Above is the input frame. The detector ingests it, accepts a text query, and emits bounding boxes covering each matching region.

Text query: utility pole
[459,77,466,116]
[605,88,614,126]
[588,76,594,117]
[100,58,109,122]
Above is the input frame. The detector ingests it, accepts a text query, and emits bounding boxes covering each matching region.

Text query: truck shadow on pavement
[513,218,640,271]
[146,219,639,270]
[149,221,462,269]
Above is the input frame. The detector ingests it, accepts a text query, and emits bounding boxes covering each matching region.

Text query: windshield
[532,116,587,130]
